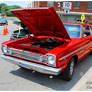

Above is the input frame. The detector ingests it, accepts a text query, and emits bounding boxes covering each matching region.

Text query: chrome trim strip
[59,42,92,61]
[1,54,61,75]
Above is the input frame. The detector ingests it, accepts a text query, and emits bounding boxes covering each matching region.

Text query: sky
[0,1,32,8]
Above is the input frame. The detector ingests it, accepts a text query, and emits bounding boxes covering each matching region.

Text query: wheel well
[72,55,78,65]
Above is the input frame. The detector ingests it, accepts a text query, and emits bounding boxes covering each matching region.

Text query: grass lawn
[7,16,18,19]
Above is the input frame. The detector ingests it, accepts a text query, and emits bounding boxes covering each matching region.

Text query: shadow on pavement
[10,55,92,90]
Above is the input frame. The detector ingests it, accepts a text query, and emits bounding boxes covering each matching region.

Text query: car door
[81,25,92,55]
[89,25,92,50]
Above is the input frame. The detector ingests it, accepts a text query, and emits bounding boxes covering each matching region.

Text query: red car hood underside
[11,7,70,40]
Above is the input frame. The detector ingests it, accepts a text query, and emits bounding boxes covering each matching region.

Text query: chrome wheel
[61,57,75,81]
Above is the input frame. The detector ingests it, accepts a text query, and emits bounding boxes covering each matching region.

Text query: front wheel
[61,58,75,81]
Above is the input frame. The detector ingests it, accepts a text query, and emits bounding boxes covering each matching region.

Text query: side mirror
[83,34,87,38]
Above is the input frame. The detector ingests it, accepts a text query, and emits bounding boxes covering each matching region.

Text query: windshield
[64,24,81,38]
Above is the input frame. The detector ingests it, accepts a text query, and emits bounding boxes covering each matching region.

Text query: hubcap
[70,61,74,75]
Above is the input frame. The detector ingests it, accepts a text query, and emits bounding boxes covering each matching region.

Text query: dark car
[0,18,8,26]
[10,22,30,40]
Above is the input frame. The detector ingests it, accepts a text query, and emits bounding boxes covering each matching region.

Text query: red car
[1,7,92,81]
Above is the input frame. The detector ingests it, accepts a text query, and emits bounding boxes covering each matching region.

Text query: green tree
[6,5,21,16]
[0,3,7,13]
[1,5,9,16]
[0,3,21,16]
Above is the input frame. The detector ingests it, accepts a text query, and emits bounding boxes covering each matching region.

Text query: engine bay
[22,38,63,51]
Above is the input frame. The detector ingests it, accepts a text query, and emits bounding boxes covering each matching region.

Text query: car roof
[63,22,92,26]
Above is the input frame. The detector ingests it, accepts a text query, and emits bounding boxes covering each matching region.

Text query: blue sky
[0,1,32,8]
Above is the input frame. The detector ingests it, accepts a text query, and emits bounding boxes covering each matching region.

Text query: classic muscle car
[1,7,92,81]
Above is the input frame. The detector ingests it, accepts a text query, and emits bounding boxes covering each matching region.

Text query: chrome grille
[10,48,44,62]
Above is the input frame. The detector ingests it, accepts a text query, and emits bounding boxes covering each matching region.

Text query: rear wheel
[61,58,75,81]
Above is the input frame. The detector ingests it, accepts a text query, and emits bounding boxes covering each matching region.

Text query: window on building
[88,2,92,9]
[57,2,63,7]
[73,2,80,8]
[47,1,54,7]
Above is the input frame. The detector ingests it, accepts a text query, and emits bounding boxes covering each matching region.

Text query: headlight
[46,54,56,66]
[1,45,12,54]
[1,45,8,54]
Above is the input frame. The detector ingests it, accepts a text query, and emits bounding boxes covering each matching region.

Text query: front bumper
[1,54,61,75]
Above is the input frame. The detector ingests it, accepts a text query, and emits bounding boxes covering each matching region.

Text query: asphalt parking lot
[0,20,92,91]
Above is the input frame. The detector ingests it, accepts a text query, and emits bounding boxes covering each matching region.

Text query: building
[28,1,92,24]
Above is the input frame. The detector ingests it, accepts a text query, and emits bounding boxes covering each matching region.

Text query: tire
[61,58,75,81]
[89,51,92,55]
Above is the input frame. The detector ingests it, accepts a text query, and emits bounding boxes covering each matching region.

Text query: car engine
[30,38,63,51]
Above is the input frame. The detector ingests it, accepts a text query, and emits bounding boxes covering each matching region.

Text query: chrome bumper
[1,54,61,75]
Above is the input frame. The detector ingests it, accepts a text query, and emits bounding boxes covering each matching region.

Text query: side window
[83,25,90,37]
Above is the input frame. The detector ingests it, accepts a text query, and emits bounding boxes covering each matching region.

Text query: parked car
[0,18,8,26]
[13,19,20,24]
[10,22,30,40]
[1,7,92,81]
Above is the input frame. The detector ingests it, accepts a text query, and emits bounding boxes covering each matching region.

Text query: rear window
[64,24,81,38]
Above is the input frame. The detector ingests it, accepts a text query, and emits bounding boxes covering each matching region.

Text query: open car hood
[11,7,70,40]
